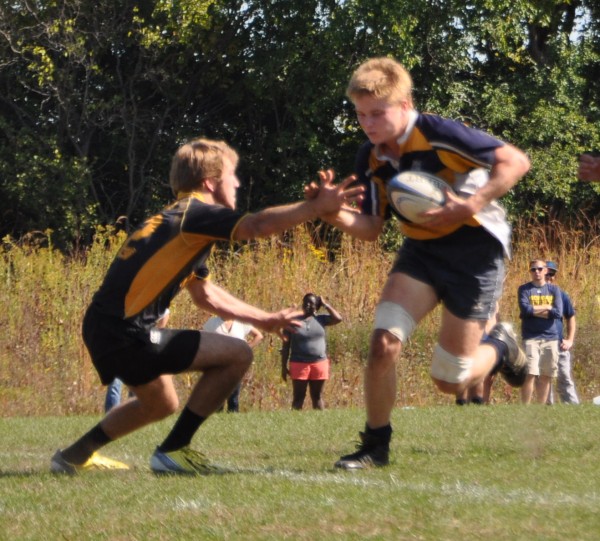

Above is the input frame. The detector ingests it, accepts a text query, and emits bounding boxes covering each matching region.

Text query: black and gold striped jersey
[91,192,246,330]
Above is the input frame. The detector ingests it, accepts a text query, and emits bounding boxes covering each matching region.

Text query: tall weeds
[1,219,598,416]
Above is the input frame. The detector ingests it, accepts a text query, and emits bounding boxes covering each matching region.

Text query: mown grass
[1,406,600,540]
[0,218,599,416]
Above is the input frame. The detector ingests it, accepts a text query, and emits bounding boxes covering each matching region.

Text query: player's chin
[365,132,384,144]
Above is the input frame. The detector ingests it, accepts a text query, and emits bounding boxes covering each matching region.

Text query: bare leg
[101,375,179,440]
[468,380,485,403]
[455,387,469,405]
[365,273,438,429]
[521,374,536,404]
[432,308,496,396]
[185,332,253,415]
[483,373,495,403]
[308,380,326,410]
[292,380,308,410]
[535,375,552,404]
[365,330,402,428]
[99,331,252,441]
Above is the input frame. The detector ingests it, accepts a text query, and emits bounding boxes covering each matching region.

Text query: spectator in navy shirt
[545,261,579,405]
[518,259,563,404]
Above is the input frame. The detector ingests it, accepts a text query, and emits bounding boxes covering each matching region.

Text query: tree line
[1,0,599,250]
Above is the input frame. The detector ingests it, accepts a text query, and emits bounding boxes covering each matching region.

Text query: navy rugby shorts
[391,225,504,320]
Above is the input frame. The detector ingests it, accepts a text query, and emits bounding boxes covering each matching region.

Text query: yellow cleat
[51,449,130,474]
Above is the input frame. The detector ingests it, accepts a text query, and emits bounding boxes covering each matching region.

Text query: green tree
[0,0,599,249]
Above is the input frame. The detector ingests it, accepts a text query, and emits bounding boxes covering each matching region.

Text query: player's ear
[203,177,219,192]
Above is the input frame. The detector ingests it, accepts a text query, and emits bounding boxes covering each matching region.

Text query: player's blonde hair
[169,138,239,196]
[346,57,413,106]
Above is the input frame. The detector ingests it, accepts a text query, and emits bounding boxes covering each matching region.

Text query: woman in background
[281,294,342,410]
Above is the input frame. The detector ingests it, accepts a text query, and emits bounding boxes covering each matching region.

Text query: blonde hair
[169,138,239,196]
[346,57,413,105]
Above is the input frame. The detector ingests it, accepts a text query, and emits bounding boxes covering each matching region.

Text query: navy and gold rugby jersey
[90,192,246,329]
[356,111,504,240]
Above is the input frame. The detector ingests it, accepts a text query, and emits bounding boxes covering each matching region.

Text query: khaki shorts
[524,338,559,377]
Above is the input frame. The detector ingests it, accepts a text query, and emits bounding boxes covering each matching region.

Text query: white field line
[231,468,600,509]
[3,455,597,510]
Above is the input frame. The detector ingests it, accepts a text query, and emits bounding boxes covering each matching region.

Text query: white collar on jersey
[396,109,419,145]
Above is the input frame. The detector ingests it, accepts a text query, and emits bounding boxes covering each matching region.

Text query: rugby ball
[387,171,451,224]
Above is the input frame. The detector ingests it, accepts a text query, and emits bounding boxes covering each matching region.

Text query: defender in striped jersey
[51,138,363,475]
[324,58,530,469]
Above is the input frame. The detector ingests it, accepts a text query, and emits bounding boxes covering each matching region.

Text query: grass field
[2,406,599,540]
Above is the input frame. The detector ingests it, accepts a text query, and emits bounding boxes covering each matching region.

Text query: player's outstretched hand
[304,181,319,200]
[262,307,303,339]
[578,154,600,183]
[311,169,363,217]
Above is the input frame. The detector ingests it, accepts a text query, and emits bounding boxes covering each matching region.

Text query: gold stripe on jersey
[437,150,474,175]
[124,232,214,318]
[363,115,498,240]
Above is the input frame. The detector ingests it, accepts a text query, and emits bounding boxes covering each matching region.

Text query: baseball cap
[546,261,558,272]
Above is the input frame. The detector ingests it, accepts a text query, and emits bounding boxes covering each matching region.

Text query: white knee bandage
[374,301,416,342]
[430,344,473,384]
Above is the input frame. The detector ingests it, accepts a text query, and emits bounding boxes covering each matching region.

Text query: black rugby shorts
[83,307,200,386]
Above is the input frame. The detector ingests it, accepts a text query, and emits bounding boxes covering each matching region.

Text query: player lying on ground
[51,138,363,475]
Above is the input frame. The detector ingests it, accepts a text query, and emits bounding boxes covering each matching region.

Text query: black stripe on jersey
[93,194,246,322]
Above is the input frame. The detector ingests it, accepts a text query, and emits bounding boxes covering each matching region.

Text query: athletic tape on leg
[374,301,416,342]
[430,344,473,384]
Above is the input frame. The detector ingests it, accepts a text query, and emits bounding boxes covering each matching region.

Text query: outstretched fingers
[303,181,320,200]
[269,308,303,340]
[317,168,336,187]
[340,176,364,204]
[314,169,364,215]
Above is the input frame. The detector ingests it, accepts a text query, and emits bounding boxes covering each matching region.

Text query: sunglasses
[546,272,556,277]
[530,267,546,272]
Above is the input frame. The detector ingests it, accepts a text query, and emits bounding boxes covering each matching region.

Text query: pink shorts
[289,359,330,380]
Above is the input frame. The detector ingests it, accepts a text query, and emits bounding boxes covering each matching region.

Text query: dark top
[286,314,333,362]
[518,281,563,340]
[355,111,504,240]
[91,192,245,330]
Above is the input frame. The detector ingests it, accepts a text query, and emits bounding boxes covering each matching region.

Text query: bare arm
[187,278,301,337]
[246,327,264,349]
[302,176,383,240]
[320,209,384,241]
[233,170,363,241]
[319,297,343,325]
[423,143,530,228]
[280,338,291,382]
[562,315,576,351]
[532,305,552,319]
[518,285,551,319]
[466,143,531,211]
